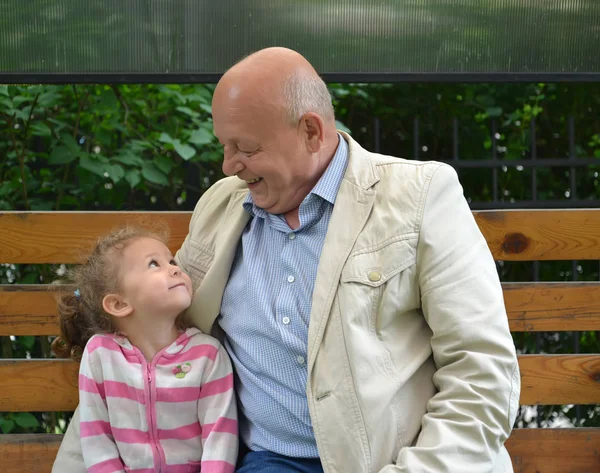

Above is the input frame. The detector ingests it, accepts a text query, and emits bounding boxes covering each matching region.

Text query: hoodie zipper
[145,362,164,472]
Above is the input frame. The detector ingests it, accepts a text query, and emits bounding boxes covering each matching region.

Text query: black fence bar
[373,117,381,154]
[530,116,542,428]
[414,117,420,161]
[569,115,582,425]
[491,120,498,202]
[453,118,459,162]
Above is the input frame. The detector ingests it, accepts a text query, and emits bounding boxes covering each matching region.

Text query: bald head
[214,47,335,126]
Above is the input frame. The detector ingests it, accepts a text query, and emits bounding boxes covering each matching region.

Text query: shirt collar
[243,134,348,216]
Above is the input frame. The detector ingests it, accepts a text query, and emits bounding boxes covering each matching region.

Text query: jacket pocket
[187,460,202,473]
[341,237,416,286]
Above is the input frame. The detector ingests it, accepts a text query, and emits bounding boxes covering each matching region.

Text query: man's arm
[383,164,520,473]
[52,406,85,473]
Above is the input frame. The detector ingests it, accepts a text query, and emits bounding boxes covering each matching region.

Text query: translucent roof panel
[1,0,599,82]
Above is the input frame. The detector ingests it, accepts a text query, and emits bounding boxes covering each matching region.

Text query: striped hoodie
[78,327,238,473]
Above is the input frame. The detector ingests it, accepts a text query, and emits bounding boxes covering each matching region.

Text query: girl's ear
[102,293,133,318]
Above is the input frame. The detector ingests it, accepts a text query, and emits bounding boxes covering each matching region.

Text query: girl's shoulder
[169,327,224,361]
[84,332,126,356]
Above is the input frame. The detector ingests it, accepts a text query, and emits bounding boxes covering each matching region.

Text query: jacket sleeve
[51,406,86,473]
[198,343,238,473]
[382,164,520,473]
[78,342,126,473]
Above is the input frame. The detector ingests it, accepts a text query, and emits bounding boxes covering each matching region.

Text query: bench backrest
[1,210,599,473]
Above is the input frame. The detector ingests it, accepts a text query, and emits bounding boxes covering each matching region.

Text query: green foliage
[1,82,599,432]
[0,84,223,212]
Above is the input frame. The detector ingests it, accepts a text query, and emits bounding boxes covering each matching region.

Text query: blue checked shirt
[218,136,348,458]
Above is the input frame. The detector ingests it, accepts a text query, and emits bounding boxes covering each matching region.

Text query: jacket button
[368,271,381,282]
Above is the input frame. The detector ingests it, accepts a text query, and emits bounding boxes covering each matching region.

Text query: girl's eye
[169,259,177,266]
[149,259,159,268]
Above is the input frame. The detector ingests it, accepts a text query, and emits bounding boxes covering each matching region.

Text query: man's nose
[222,152,244,177]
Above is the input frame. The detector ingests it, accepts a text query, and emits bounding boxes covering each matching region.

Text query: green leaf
[14,412,40,429]
[173,140,196,161]
[0,418,15,434]
[199,103,212,114]
[154,155,173,174]
[107,164,125,183]
[19,335,36,350]
[159,133,174,145]
[176,106,199,118]
[114,152,143,167]
[80,155,108,177]
[125,169,142,188]
[141,162,169,186]
[189,128,213,146]
[595,150,600,158]
[486,107,503,118]
[61,135,81,154]
[0,85,9,96]
[48,146,77,165]
[30,122,52,137]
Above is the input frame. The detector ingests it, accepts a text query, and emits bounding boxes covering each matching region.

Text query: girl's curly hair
[51,223,170,360]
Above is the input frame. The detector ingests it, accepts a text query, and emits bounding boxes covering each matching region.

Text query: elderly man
[53,47,520,473]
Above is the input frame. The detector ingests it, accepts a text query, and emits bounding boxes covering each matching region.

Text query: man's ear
[299,112,324,153]
[102,293,133,318]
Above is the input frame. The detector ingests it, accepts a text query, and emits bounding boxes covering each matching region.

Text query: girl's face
[116,237,193,321]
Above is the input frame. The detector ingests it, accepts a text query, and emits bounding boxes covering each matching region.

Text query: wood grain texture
[506,428,600,473]
[519,355,600,405]
[1,355,598,411]
[504,282,600,332]
[0,212,192,264]
[0,359,79,411]
[0,285,64,335]
[2,209,600,263]
[3,282,600,335]
[474,209,600,261]
[0,434,63,473]
[1,429,599,473]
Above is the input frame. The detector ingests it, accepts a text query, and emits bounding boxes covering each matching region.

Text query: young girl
[52,225,238,473]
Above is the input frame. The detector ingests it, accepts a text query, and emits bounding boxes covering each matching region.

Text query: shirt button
[288,233,296,240]
[282,316,290,325]
[297,355,305,365]
[287,275,295,283]
[368,270,382,282]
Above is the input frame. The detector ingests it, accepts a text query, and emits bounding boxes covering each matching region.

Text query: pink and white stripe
[79,328,238,473]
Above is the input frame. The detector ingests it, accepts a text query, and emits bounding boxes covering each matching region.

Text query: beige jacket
[53,133,519,473]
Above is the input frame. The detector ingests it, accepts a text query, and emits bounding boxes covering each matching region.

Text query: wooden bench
[1,210,599,473]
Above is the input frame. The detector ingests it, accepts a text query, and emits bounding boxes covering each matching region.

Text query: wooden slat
[0,211,192,264]
[506,428,600,473]
[475,209,600,260]
[519,355,600,405]
[2,210,600,263]
[0,359,79,412]
[0,430,599,473]
[504,282,600,332]
[3,282,600,336]
[1,355,599,412]
[0,434,63,473]
[0,285,64,336]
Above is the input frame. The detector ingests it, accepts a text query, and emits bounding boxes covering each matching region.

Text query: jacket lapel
[307,133,379,372]
[190,189,250,335]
